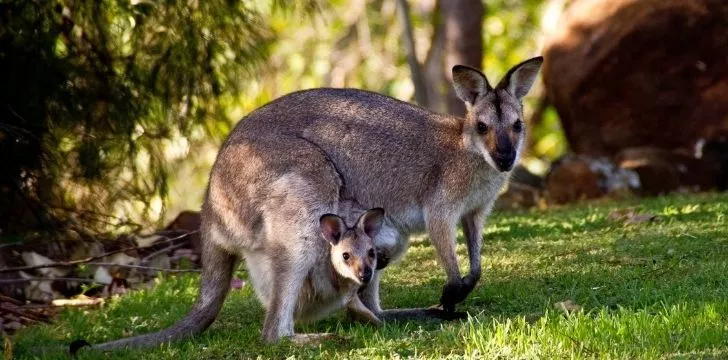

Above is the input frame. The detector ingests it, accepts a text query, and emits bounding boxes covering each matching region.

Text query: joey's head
[452,56,544,172]
[319,208,384,285]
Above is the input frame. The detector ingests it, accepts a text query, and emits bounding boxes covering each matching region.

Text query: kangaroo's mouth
[493,153,515,172]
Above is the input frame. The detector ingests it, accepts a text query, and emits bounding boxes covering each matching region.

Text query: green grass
[11,193,728,359]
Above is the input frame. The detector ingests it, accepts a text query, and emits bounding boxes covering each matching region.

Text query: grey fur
[81,56,543,350]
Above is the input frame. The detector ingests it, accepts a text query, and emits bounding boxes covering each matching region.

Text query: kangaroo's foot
[439,274,477,312]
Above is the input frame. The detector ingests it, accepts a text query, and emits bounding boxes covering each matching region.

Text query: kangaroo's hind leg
[260,217,343,344]
[255,136,345,343]
[259,245,315,342]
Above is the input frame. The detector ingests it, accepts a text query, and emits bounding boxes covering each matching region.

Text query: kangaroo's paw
[439,275,477,312]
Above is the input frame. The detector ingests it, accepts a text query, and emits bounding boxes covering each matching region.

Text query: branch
[0,231,198,274]
[0,242,23,250]
[140,242,189,264]
[0,304,51,323]
[0,294,23,306]
[0,277,98,284]
[86,263,200,273]
[396,0,429,107]
[51,205,144,233]
[423,0,446,113]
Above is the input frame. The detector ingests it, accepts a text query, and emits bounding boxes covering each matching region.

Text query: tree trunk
[396,0,429,107]
[395,0,484,115]
[442,0,485,117]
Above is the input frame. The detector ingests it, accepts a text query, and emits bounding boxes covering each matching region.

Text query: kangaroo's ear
[452,65,492,106]
[319,214,346,245]
[356,208,385,239]
[496,56,544,100]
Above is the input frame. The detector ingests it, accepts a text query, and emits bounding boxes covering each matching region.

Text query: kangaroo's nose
[360,267,373,283]
[493,153,515,172]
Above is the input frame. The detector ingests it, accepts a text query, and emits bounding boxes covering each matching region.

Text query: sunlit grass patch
[12,192,728,359]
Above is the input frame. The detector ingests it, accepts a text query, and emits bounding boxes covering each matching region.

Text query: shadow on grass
[12,192,728,358]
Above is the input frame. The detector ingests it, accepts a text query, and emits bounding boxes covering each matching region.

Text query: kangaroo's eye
[368,249,376,258]
[476,122,489,135]
[513,120,523,133]
[342,253,350,261]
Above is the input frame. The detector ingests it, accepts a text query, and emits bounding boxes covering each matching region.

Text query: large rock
[545,141,728,204]
[543,0,728,156]
[616,141,728,195]
[545,154,639,205]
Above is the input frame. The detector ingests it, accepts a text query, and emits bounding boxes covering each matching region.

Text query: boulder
[616,143,728,195]
[545,155,639,205]
[543,0,728,156]
[546,142,728,204]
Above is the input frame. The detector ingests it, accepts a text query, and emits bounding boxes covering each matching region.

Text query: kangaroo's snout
[493,152,515,172]
[359,266,373,284]
[491,131,516,172]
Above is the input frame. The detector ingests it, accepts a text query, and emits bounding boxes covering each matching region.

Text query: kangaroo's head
[319,208,384,285]
[452,56,544,172]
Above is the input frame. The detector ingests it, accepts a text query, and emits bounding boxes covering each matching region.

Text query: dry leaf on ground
[608,208,659,225]
[554,299,582,314]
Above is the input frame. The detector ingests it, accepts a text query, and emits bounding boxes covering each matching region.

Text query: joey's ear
[319,214,346,245]
[356,208,385,239]
[496,56,544,100]
[452,65,491,106]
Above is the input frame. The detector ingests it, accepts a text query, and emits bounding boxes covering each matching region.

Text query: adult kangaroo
[75,56,543,350]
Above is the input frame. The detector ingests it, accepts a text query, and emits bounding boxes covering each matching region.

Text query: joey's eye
[368,249,376,258]
[476,122,489,135]
[513,120,523,133]
[342,253,350,261]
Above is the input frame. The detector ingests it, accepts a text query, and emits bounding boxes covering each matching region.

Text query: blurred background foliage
[0,0,567,240]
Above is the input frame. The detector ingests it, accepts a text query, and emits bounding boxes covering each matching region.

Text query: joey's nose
[359,267,373,283]
[493,153,515,172]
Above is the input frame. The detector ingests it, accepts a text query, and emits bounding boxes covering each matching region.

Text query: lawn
[11,193,728,359]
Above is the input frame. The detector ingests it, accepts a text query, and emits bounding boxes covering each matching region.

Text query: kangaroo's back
[222,88,467,225]
[232,88,441,134]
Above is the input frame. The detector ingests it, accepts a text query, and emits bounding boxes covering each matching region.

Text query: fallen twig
[86,263,200,273]
[0,295,23,306]
[140,242,189,264]
[0,277,98,285]
[0,304,50,324]
[0,242,23,250]
[0,231,198,274]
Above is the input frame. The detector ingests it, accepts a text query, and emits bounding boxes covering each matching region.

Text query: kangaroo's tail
[71,241,237,354]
